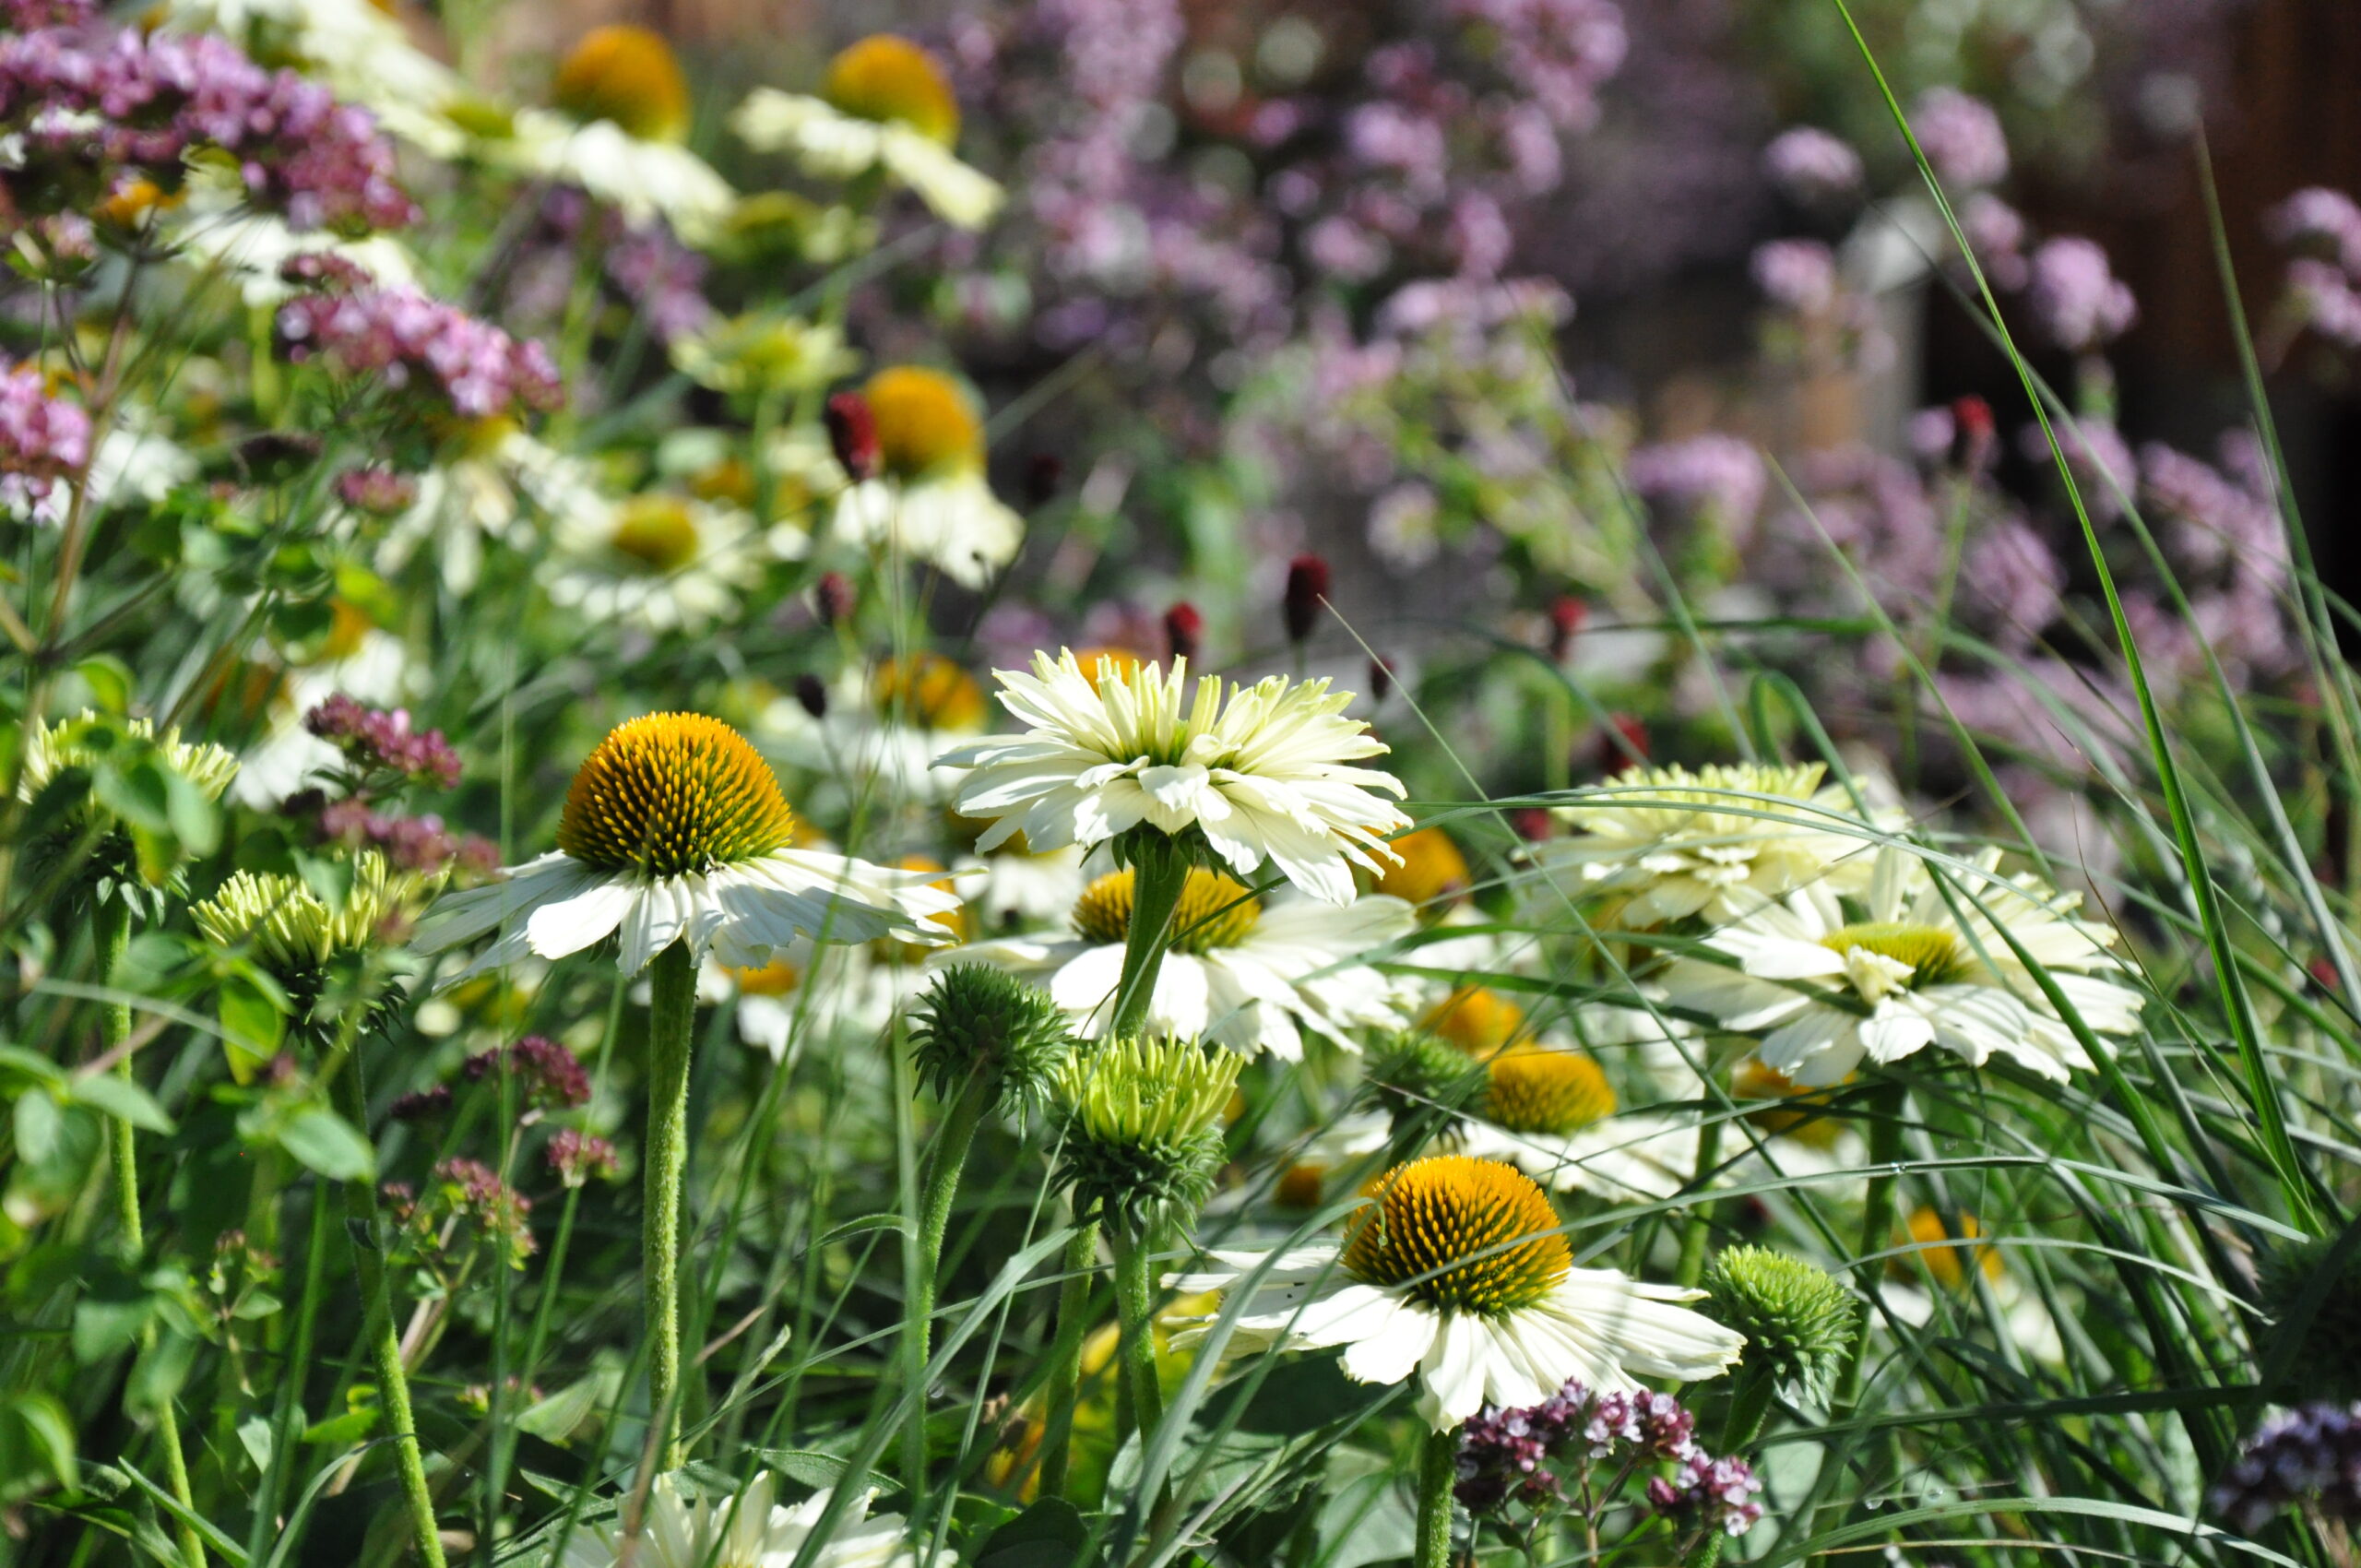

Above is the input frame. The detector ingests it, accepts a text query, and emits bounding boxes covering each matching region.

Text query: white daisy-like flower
[232,607,415,808]
[953,839,1088,932]
[956,864,1414,1058]
[374,422,608,593]
[164,0,465,155]
[169,198,421,308]
[1662,846,2142,1087]
[1455,1047,1700,1204]
[1539,761,1886,926]
[938,650,1412,906]
[558,1472,939,1568]
[1169,1154,1744,1429]
[545,492,800,633]
[81,408,196,514]
[762,652,991,807]
[414,713,960,981]
[829,367,1022,588]
[731,35,1003,230]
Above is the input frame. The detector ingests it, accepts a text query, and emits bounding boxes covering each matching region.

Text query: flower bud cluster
[432,1158,537,1268]
[547,1128,621,1188]
[300,796,499,880]
[277,282,563,422]
[304,695,462,788]
[2209,1404,2361,1534]
[1455,1380,1761,1536]
[1,361,90,519]
[464,1035,593,1112]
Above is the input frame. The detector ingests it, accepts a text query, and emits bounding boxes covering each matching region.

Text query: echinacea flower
[731,35,1003,229]
[545,491,798,632]
[557,1472,936,1568]
[1539,762,1883,926]
[957,864,1415,1057]
[413,713,960,980]
[1662,847,2142,1086]
[937,650,1412,906]
[1170,1154,1744,1428]
[1457,1047,1699,1203]
[763,652,991,805]
[828,368,1023,588]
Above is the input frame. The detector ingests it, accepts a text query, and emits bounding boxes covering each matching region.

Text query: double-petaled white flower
[558,1472,938,1568]
[1170,1154,1744,1429]
[415,713,958,981]
[1663,847,2142,1086]
[937,650,1411,906]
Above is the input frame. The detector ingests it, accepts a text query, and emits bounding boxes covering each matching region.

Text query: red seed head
[825,390,879,482]
[794,672,828,719]
[1547,596,1586,661]
[1283,553,1330,645]
[813,571,856,627]
[1163,600,1203,664]
[1368,655,1396,702]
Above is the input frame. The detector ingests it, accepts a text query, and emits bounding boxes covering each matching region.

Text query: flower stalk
[642,937,698,1469]
[1833,1075,1907,1411]
[1414,1426,1457,1568]
[1038,1214,1099,1500]
[1109,836,1190,1038]
[1109,1224,1164,1438]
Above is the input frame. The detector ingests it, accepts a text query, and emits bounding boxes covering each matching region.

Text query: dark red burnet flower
[1023,452,1063,507]
[1595,713,1650,775]
[1368,655,1397,702]
[813,570,856,627]
[1163,600,1203,664]
[1547,596,1586,661]
[1950,394,1997,469]
[1283,553,1330,645]
[794,672,828,719]
[825,390,878,481]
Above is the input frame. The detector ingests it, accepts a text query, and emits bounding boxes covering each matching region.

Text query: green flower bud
[908,963,1071,1115]
[1050,1035,1241,1232]
[193,851,440,1039]
[2259,1236,2361,1402]
[1368,1029,1484,1131]
[1703,1245,1858,1407]
[19,709,241,912]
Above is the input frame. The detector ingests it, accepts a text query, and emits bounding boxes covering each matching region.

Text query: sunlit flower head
[557,1472,936,1568]
[414,713,960,980]
[731,37,1004,229]
[1372,825,1472,910]
[547,492,801,632]
[1418,984,1531,1058]
[956,865,1415,1058]
[937,649,1412,906]
[1541,762,1883,926]
[829,368,1023,588]
[486,31,731,240]
[552,25,691,141]
[1170,1154,1744,1428]
[1663,847,2142,1086]
[1457,1047,1700,1203]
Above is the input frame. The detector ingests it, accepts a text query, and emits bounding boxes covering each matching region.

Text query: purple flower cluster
[501,189,714,346]
[308,797,499,878]
[2025,236,2138,351]
[1911,87,2010,189]
[2269,187,2361,350]
[335,466,419,517]
[303,695,461,789]
[1454,1380,1759,1537]
[547,1128,620,1188]
[0,360,90,518]
[2208,1403,2361,1534]
[276,283,562,422]
[465,1035,593,1111]
[1629,434,1767,536]
[1762,127,1862,204]
[4,0,94,26]
[1750,238,1837,315]
[0,22,414,232]
[433,1158,536,1263]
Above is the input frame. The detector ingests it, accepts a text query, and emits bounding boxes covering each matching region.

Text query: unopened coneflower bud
[1283,552,1329,645]
[1024,452,1062,507]
[2260,1236,2361,1401]
[548,1128,621,1188]
[794,672,828,719]
[825,390,879,481]
[1050,1035,1241,1230]
[908,963,1071,1115]
[1702,1245,1858,1407]
[813,570,856,627]
[1370,1029,1484,1132]
[1163,600,1202,664]
[1368,655,1395,703]
[1547,595,1586,661]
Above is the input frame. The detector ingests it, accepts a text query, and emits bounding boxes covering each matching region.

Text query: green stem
[643,940,698,1471]
[1685,1366,1778,1568]
[1109,1225,1164,1441]
[331,1054,447,1568]
[1413,1427,1457,1568]
[1674,1100,1725,1290]
[1038,1216,1099,1500]
[1832,1075,1907,1413]
[1109,841,1190,1039]
[247,1182,331,1563]
[910,1066,989,1378]
[93,898,206,1568]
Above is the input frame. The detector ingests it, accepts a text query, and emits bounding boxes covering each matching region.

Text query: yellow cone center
[823,35,960,144]
[1341,1155,1572,1316]
[1419,985,1527,1059]
[1818,921,1967,987]
[872,653,987,731]
[556,714,798,877]
[1072,866,1261,955]
[1374,826,1470,909]
[609,496,703,576]
[1485,1049,1617,1135]
[730,958,801,997]
[552,24,692,141]
[866,366,982,480]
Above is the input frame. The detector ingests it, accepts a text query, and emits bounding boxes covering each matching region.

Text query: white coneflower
[1456,1047,1700,1204]
[545,492,799,634]
[762,652,991,806]
[412,712,958,981]
[164,0,465,154]
[1539,761,1884,926]
[558,1472,934,1568]
[1170,1154,1744,1430]
[827,368,1023,588]
[957,864,1415,1058]
[731,35,1004,229]
[1662,847,2142,1086]
[374,420,608,594]
[937,649,1411,907]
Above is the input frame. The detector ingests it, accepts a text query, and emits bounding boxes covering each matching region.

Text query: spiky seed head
[1050,1036,1241,1232]
[1369,1029,1486,1129]
[2259,1236,2361,1402]
[908,964,1071,1114]
[1703,1245,1857,1407]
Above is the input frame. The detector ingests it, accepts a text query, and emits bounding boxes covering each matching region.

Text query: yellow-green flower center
[1072,866,1261,955]
[609,496,703,575]
[556,713,798,877]
[865,366,982,480]
[1341,1155,1572,1316]
[872,653,987,731]
[1817,921,1967,987]
[552,24,691,141]
[1373,826,1469,909]
[1419,985,1528,1059]
[823,35,960,144]
[1485,1049,1617,1135]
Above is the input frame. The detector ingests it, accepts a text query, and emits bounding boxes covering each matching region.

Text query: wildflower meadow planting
[6,0,2361,1564]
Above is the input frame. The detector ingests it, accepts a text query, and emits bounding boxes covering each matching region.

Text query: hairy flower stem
[911,1066,989,1373]
[1413,1426,1457,1568]
[1685,1365,1778,1568]
[330,1053,447,1568]
[1038,1215,1100,1499]
[92,899,206,1568]
[643,939,698,1471]
[1674,1101,1725,1289]
[1109,1225,1164,1440]
[1833,1075,1907,1412]
[1109,841,1190,1039]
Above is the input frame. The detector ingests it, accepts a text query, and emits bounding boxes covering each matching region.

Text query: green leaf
[14,1089,62,1164]
[236,1416,274,1476]
[125,1328,196,1412]
[974,1498,1086,1568]
[72,655,132,716]
[217,970,286,1077]
[1,1391,78,1493]
[759,1449,851,1491]
[69,1072,173,1133]
[93,756,172,835]
[0,1045,67,1090]
[163,770,219,858]
[273,1106,374,1182]
[72,1283,156,1362]
[300,1407,377,1446]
